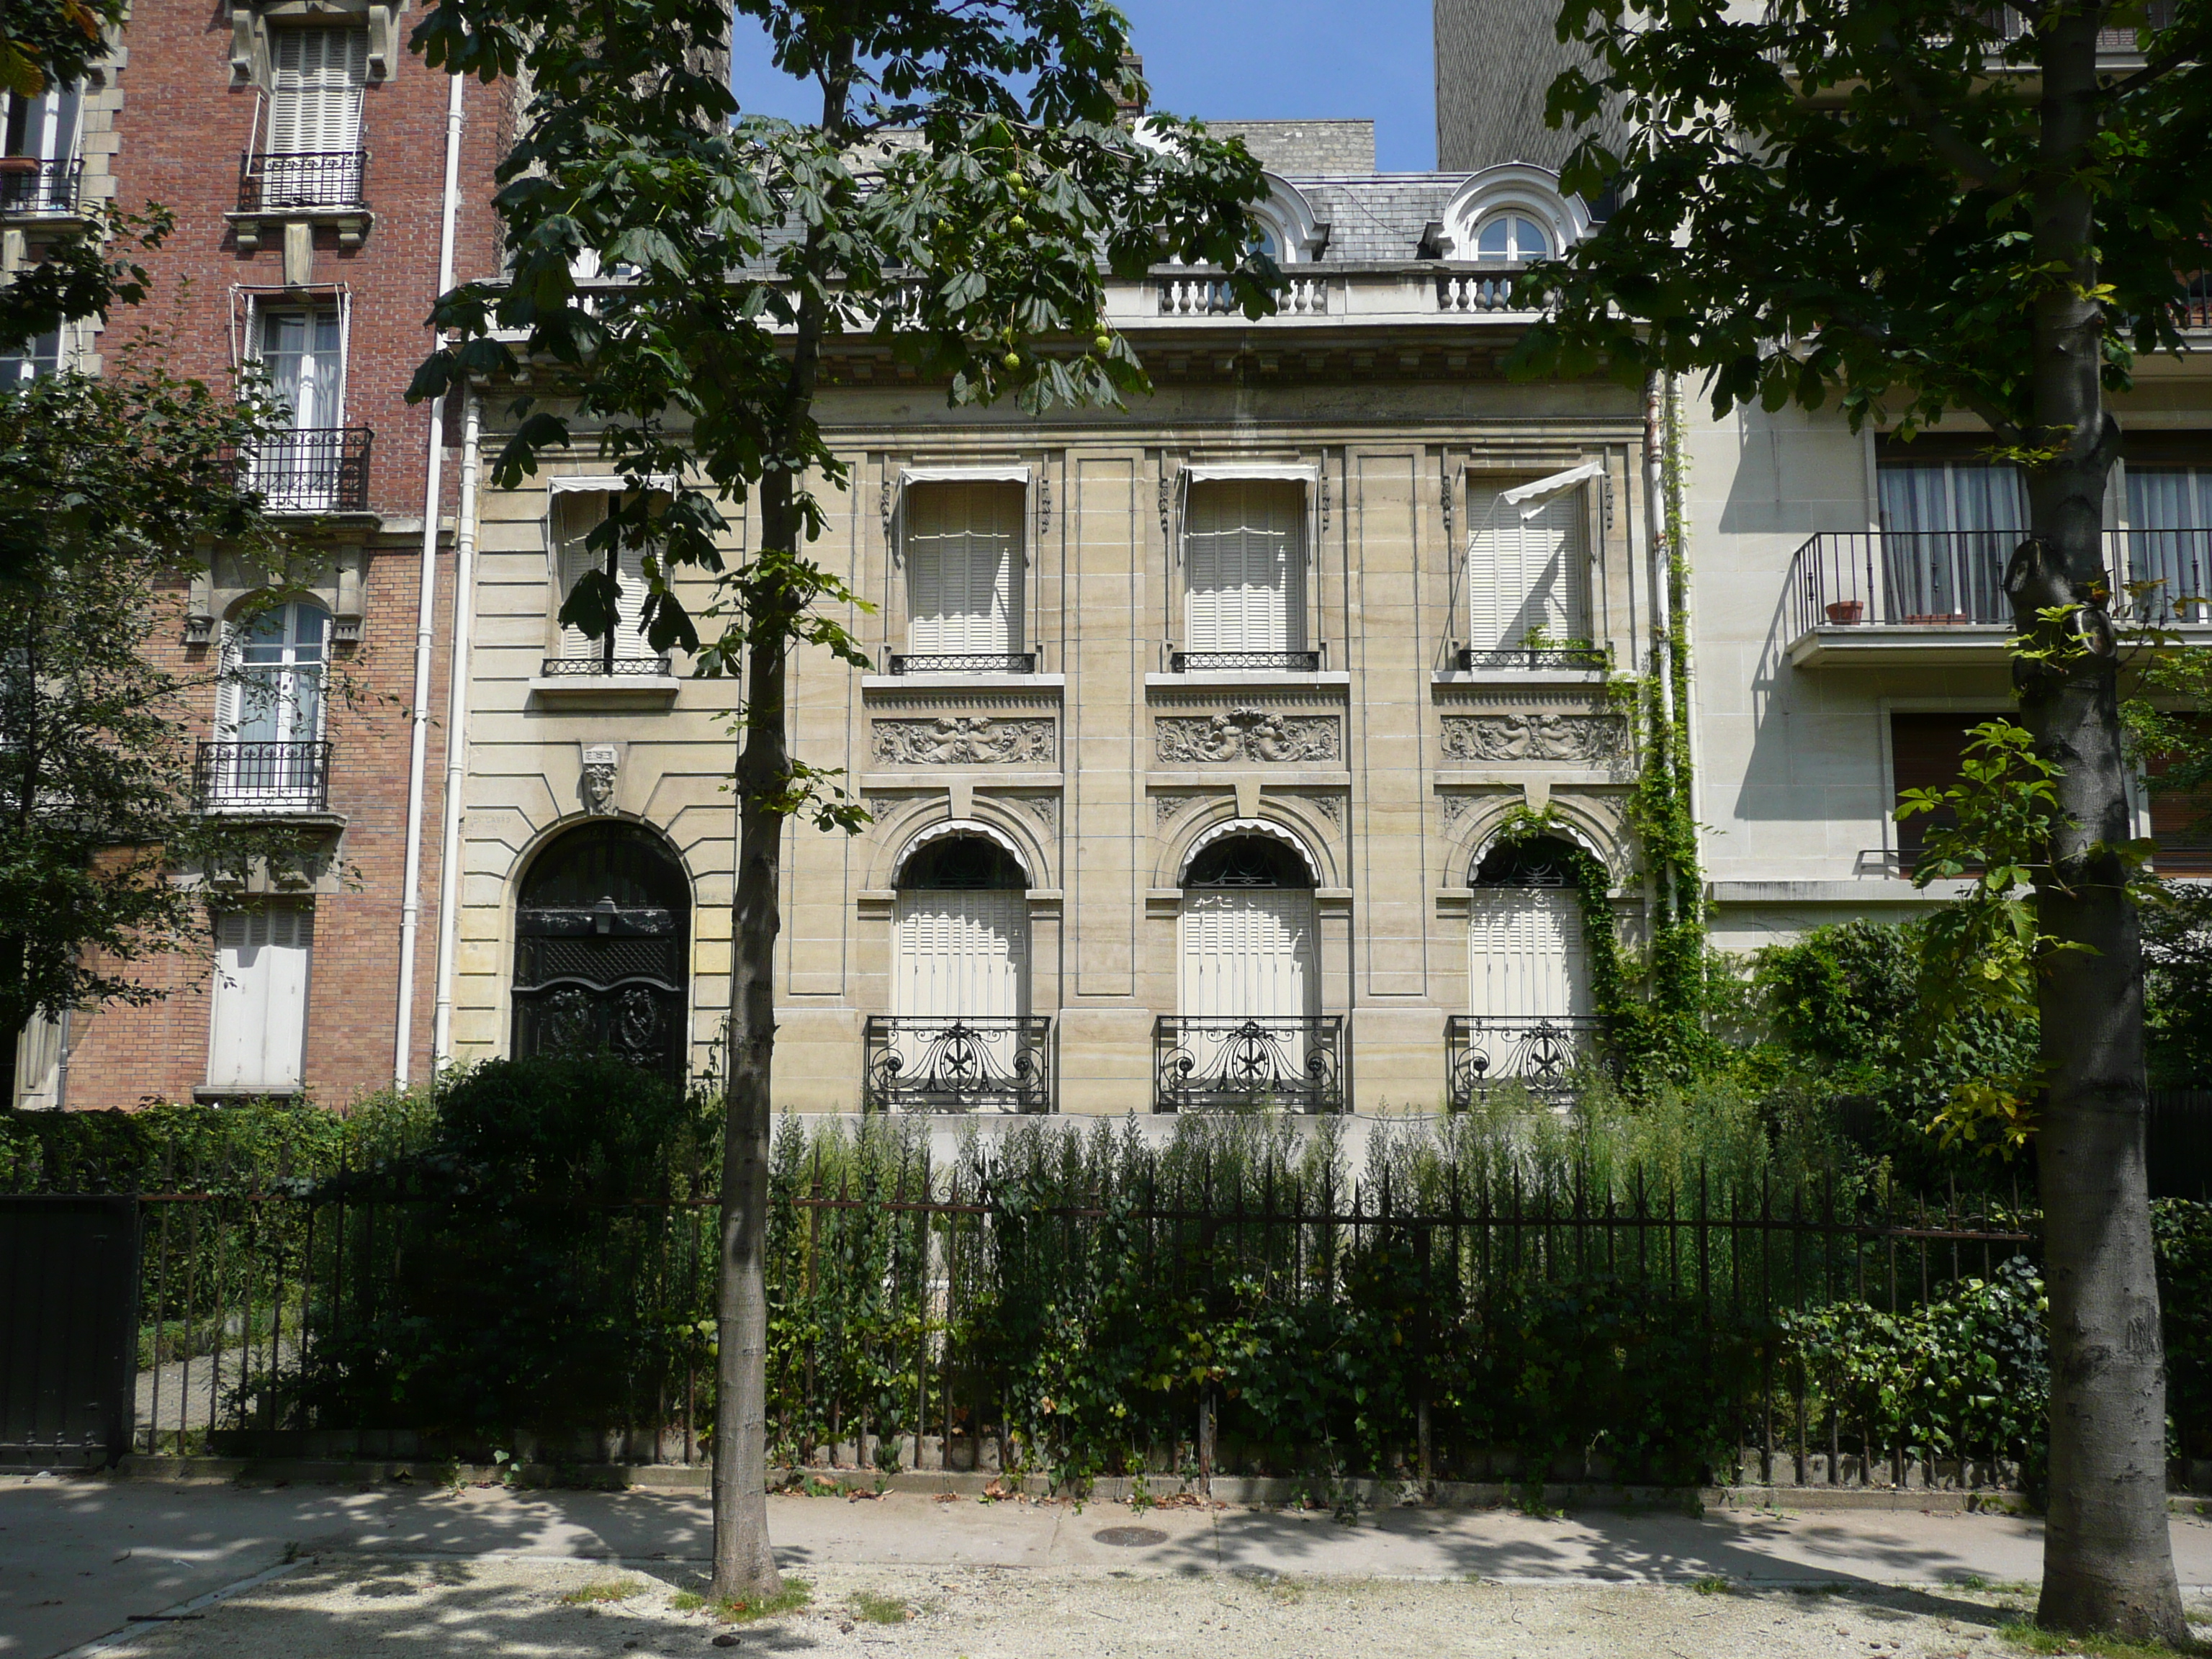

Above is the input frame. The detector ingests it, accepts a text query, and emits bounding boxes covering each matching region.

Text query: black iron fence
[1784,528,2212,639]
[64,1155,2078,1496]
[237,149,369,213]
[862,1016,1053,1114]
[0,157,81,215]
[887,652,1037,675]
[1447,1015,1604,1107]
[193,740,332,813]
[1169,649,1324,673]
[225,428,373,514]
[1154,1015,1346,1114]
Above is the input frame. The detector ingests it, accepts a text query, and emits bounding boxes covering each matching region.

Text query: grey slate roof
[1290,175,1471,263]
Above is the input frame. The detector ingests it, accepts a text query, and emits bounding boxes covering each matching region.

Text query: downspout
[394,68,466,1086]
[1642,374,1673,930]
[431,390,482,1066]
[1665,374,1704,881]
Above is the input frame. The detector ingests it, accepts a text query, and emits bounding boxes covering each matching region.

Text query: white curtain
[258,309,343,433]
[904,482,1022,655]
[1469,889,1591,1020]
[217,603,328,806]
[207,908,313,1089]
[1184,480,1305,652]
[1877,462,2026,621]
[1466,483,1586,649]
[2127,468,2211,621]
[556,492,655,660]
[268,27,367,154]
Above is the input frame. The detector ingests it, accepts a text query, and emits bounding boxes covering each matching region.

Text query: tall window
[904,482,1023,660]
[215,602,328,807]
[2126,467,2212,622]
[1877,461,2026,622]
[0,83,79,212]
[1473,214,1550,261]
[251,307,345,509]
[1889,711,1987,870]
[1183,480,1305,658]
[207,906,313,1091]
[0,331,60,384]
[1177,837,1317,1024]
[265,26,368,207]
[1466,481,1587,652]
[1468,839,1592,1023]
[555,491,656,666]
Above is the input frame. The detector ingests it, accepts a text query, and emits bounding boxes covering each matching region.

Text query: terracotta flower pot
[1824,599,1866,624]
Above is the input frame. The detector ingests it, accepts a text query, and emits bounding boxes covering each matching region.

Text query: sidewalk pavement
[4,1473,2210,1659]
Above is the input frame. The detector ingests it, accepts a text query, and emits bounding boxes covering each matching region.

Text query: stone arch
[1157,804,1336,889]
[864,797,1053,893]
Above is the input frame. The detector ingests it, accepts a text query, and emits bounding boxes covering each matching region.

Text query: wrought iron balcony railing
[0,157,81,215]
[1170,649,1323,673]
[887,651,1036,675]
[1457,644,1607,671]
[1447,1014,1604,1107]
[1154,1015,1346,1115]
[863,1015,1053,1113]
[539,653,675,677]
[238,149,369,213]
[1785,528,2212,638]
[194,740,331,813]
[224,428,373,514]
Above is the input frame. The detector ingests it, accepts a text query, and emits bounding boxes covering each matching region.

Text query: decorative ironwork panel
[871,716,1056,765]
[0,158,81,215]
[1154,708,1341,765]
[1446,1014,1604,1107]
[1169,649,1323,673]
[862,1016,1053,1114]
[1457,645,1608,672]
[888,652,1038,675]
[538,654,675,677]
[1439,713,1625,765]
[515,935,682,991]
[223,428,373,513]
[1154,1015,1345,1115]
[513,982,685,1077]
[237,148,369,212]
[193,740,332,812]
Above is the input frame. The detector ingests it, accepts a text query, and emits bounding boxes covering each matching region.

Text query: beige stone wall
[448,351,1656,1115]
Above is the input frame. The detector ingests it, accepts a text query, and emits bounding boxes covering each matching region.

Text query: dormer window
[1475,214,1551,262]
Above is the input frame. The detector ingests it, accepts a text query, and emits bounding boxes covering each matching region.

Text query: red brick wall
[53,2,508,1110]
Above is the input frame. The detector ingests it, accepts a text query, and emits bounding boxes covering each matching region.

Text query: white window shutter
[1467,485,1586,649]
[1184,481,1303,652]
[891,889,1028,1084]
[269,27,367,155]
[904,483,1022,655]
[209,908,312,1088]
[1177,889,1316,1020]
[1469,889,1589,1020]
[557,494,653,659]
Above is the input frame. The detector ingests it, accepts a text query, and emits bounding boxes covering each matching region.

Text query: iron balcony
[1154,1015,1346,1115]
[0,157,81,215]
[1169,649,1323,673]
[194,741,332,814]
[862,1015,1053,1114]
[225,428,374,514]
[237,149,369,213]
[886,651,1037,675]
[1447,1014,1603,1109]
[538,654,675,678]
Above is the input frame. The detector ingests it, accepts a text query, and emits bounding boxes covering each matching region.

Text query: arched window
[878,834,1035,1110]
[1473,214,1551,262]
[1469,835,1593,1022]
[512,822,691,1076]
[213,601,329,809]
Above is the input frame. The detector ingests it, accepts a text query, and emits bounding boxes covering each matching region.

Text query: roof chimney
[1115,53,1147,120]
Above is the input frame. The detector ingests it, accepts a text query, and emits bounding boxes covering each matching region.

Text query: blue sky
[729,1,1438,173]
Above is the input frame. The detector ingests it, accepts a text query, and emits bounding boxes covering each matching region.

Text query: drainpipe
[1642,374,1674,927]
[394,68,466,1087]
[431,390,482,1066]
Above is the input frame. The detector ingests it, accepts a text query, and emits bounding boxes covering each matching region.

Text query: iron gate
[0,1195,140,1467]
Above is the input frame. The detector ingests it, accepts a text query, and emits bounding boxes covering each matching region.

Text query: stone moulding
[870,716,1056,766]
[1439,713,1626,765]
[1156,709,1342,765]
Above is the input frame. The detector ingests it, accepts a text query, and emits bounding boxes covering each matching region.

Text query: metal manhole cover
[1094,1526,1169,1547]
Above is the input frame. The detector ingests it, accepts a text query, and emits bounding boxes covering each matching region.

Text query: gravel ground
[75,1552,2212,1659]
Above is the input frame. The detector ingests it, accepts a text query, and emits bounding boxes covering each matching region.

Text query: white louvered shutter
[208,908,312,1089]
[1466,485,1586,650]
[904,483,1022,655]
[891,889,1027,1083]
[1178,890,1316,1020]
[268,27,367,155]
[1184,480,1304,653]
[1468,889,1590,1020]
[557,495,652,660]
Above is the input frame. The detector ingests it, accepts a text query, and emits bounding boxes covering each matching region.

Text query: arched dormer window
[1473,213,1552,263]
[1439,163,1590,264]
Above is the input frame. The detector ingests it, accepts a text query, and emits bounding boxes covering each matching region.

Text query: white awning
[1178,817,1322,884]
[1182,462,1319,485]
[894,817,1033,883]
[1500,459,1604,516]
[547,473,679,493]
[899,464,1031,486]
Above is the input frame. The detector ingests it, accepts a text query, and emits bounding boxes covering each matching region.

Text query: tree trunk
[2012,8,2185,1640]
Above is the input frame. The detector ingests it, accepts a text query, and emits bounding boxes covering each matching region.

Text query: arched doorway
[1454,835,1596,1102]
[512,822,691,1077]
[1161,833,1339,1112]
[869,833,1043,1112]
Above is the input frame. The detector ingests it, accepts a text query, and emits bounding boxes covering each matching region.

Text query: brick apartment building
[5,0,505,1109]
